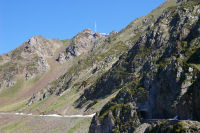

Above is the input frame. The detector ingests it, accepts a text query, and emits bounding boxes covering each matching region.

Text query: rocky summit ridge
[0,0,200,132]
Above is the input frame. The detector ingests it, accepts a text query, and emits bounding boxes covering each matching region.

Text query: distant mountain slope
[0,0,200,133]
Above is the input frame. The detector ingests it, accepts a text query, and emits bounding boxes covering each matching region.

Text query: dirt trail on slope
[0,112,96,118]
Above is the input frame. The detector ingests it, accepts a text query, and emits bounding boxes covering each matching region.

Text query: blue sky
[0,0,166,55]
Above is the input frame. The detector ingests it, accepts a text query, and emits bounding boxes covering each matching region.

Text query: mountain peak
[82,29,93,34]
[26,36,45,46]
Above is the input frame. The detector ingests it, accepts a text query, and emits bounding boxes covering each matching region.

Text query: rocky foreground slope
[88,0,200,132]
[0,0,200,132]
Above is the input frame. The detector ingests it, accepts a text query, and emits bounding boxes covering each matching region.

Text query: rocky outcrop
[64,29,106,60]
[88,0,200,132]
[24,36,55,57]
[56,52,66,64]
[55,29,108,64]
[0,36,62,89]
[89,88,142,133]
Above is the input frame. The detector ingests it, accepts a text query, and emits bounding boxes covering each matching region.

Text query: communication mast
[95,21,97,33]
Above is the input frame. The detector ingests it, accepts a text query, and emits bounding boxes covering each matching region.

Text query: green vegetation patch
[0,56,3,61]
[1,121,26,133]
[0,99,27,112]
[148,121,187,133]
[27,96,49,111]
[43,87,79,113]
[0,78,24,98]
[66,118,92,133]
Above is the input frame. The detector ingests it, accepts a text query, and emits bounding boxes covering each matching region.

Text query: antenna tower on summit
[95,21,97,33]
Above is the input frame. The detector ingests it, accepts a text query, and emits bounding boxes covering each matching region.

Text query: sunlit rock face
[65,29,106,60]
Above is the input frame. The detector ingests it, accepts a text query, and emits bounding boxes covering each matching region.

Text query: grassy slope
[1,0,179,115]
[0,75,42,112]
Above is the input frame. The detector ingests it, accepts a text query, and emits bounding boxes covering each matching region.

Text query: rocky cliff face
[88,0,200,132]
